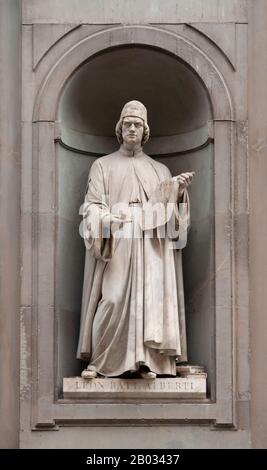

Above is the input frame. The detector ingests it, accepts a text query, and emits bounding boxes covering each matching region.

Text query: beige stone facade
[0,0,266,448]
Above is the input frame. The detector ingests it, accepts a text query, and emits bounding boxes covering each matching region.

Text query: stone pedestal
[63,374,207,399]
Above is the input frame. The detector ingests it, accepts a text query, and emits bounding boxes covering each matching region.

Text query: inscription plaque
[63,376,206,399]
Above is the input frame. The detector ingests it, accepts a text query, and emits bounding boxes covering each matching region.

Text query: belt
[129,201,142,206]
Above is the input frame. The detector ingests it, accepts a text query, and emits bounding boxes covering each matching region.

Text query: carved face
[122,116,144,146]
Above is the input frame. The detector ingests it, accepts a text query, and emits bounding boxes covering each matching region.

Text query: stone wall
[0,0,266,449]
[0,0,21,449]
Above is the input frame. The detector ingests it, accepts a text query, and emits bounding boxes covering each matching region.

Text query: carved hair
[115,118,150,145]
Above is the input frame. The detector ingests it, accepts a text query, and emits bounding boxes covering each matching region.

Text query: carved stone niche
[23,25,237,430]
[57,45,213,400]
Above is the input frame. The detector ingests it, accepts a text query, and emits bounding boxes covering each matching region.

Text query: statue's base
[63,373,207,399]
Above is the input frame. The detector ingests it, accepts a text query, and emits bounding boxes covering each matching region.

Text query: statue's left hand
[173,172,195,195]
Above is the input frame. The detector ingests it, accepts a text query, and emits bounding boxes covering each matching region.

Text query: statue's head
[115,100,150,147]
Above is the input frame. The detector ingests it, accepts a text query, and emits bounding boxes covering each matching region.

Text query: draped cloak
[77,146,190,376]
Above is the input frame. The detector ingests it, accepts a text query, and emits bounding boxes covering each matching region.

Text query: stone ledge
[63,376,207,399]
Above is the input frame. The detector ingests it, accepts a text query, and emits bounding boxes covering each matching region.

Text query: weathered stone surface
[188,23,236,69]
[0,0,21,449]
[32,24,79,69]
[22,0,248,25]
[249,0,267,448]
[20,426,250,449]
[63,376,207,399]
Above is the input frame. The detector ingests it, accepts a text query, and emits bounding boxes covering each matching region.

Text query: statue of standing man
[77,101,194,379]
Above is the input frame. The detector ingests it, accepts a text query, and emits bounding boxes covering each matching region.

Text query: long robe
[77,146,189,376]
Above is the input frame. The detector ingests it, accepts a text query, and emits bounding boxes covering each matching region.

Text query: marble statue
[77,101,194,379]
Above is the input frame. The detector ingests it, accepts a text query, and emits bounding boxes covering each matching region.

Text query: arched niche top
[33,25,234,124]
[58,45,212,155]
[59,46,212,137]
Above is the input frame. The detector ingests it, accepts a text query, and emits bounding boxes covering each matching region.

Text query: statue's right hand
[102,213,132,228]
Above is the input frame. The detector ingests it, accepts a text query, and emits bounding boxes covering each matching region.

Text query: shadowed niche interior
[56,45,214,398]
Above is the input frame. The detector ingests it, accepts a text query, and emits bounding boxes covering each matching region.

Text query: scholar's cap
[120,100,147,123]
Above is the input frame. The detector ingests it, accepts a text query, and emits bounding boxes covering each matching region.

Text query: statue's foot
[81,369,97,379]
[140,370,157,380]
